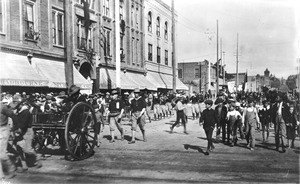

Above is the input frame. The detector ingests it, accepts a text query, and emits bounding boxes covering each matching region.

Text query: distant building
[246,68,271,92]
[178,60,224,95]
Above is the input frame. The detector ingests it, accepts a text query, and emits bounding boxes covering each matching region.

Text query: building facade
[178,60,220,94]
[144,0,187,91]
[246,68,271,92]
[0,0,187,93]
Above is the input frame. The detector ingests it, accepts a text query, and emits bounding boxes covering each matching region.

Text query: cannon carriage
[32,102,99,160]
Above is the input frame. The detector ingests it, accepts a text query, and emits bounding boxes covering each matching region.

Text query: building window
[157,47,161,63]
[52,9,64,46]
[195,68,199,78]
[136,39,139,66]
[77,19,86,50]
[148,44,152,61]
[165,50,168,65]
[24,1,37,40]
[104,28,111,56]
[0,0,6,34]
[164,21,168,40]
[147,11,152,32]
[103,0,110,17]
[136,6,139,30]
[119,3,123,20]
[77,19,94,50]
[131,37,135,65]
[131,4,134,27]
[178,69,183,78]
[156,17,160,37]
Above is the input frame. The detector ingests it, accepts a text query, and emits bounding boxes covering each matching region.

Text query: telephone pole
[172,0,176,92]
[235,33,239,91]
[216,20,219,94]
[64,0,73,89]
[222,51,226,85]
[115,0,121,88]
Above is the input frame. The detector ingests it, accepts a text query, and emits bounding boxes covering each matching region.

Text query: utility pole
[235,33,239,92]
[222,51,226,85]
[220,38,222,86]
[172,0,176,92]
[216,20,219,95]
[115,0,121,88]
[199,62,201,93]
[65,0,73,89]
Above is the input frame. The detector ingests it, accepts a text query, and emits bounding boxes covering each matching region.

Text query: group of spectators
[192,89,300,154]
[1,85,299,178]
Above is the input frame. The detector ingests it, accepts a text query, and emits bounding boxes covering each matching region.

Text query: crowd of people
[1,85,299,178]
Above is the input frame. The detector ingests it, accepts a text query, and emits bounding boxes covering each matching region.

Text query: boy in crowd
[200,100,217,155]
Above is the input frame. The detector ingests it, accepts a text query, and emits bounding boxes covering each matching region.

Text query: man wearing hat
[0,98,17,179]
[242,98,261,151]
[200,100,217,154]
[129,88,147,144]
[215,97,228,144]
[65,85,86,106]
[259,100,271,142]
[272,93,288,152]
[107,90,125,143]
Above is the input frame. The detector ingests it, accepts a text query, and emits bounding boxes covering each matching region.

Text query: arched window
[164,21,168,40]
[156,17,160,37]
[148,11,152,32]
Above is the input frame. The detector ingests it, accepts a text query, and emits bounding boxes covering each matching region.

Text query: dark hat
[134,88,140,93]
[214,98,223,105]
[69,85,81,95]
[111,90,118,95]
[205,99,213,105]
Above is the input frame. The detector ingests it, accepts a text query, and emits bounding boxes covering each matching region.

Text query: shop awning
[99,68,157,90]
[146,71,188,90]
[32,58,92,89]
[0,52,49,87]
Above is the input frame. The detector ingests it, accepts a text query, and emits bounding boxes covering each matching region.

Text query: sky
[162,0,300,79]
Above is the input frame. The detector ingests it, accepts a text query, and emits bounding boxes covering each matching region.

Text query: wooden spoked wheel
[65,102,97,160]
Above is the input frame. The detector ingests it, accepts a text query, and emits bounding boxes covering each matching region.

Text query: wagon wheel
[65,102,97,160]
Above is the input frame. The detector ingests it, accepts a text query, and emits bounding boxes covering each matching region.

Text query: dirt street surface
[6,109,300,183]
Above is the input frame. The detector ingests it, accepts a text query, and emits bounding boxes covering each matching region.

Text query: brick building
[178,60,223,95]
[0,0,187,93]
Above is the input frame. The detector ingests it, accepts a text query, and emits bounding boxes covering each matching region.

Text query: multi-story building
[0,0,187,93]
[144,0,187,91]
[0,0,96,93]
[97,0,158,90]
[178,60,222,94]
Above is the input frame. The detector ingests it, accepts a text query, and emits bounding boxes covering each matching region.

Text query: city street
[8,110,300,183]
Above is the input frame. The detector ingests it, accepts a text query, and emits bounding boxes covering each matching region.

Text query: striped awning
[0,52,48,87]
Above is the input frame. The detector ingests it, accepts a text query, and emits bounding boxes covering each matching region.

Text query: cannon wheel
[65,102,97,160]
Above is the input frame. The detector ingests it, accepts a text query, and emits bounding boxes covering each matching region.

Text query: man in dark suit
[200,100,217,154]
[215,98,228,144]
[272,93,288,152]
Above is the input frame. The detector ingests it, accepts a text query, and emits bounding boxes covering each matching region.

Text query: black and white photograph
[0,0,299,183]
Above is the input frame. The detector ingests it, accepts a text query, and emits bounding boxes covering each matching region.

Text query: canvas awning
[99,68,157,90]
[146,71,188,90]
[32,58,92,89]
[0,52,48,87]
